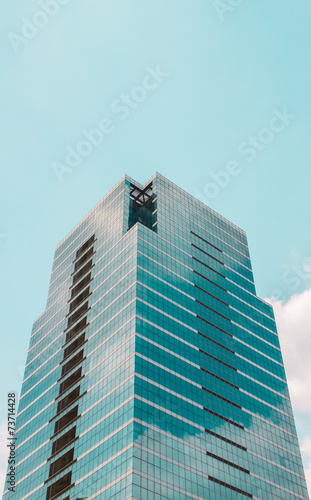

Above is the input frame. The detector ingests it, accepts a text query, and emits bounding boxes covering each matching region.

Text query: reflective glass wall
[3,174,309,500]
[132,173,309,500]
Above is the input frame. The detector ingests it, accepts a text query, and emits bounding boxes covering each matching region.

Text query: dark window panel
[72,260,93,284]
[65,317,87,343]
[70,273,92,299]
[66,302,88,328]
[49,449,74,478]
[69,288,90,314]
[46,471,72,500]
[74,247,94,272]
[57,387,80,415]
[76,235,95,259]
[59,368,82,395]
[61,351,84,377]
[54,406,78,435]
[51,427,76,456]
[63,334,85,360]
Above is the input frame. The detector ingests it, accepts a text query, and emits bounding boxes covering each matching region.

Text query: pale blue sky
[1,0,311,494]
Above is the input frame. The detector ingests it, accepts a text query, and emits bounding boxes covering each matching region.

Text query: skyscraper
[4,173,309,500]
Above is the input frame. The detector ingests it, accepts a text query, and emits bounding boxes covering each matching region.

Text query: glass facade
[3,173,309,500]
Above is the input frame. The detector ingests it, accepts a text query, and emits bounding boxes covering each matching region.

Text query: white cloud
[267,287,311,414]
[301,437,311,459]
[301,436,311,497]
[267,287,311,496]
[304,463,311,499]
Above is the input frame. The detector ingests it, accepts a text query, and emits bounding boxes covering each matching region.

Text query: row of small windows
[46,235,96,499]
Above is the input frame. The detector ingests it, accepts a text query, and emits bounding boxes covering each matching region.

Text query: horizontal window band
[190,231,223,253]
[205,429,247,451]
[199,349,237,372]
[71,263,95,286]
[69,275,93,301]
[137,347,249,424]
[64,316,88,334]
[60,334,89,354]
[55,372,86,386]
[201,366,239,390]
[197,316,232,337]
[57,386,81,414]
[48,449,75,477]
[74,248,95,273]
[206,451,250,474]
[196,300,231,322]
[52,415,81,440]
[195,284,229,307]
[71,257,94,278]
[134,415,249,478]
[50,426,76,448]
[59,347,85,367]
[69,291,92,310]
[46,477,74,500]
[57,389,85,417]
[161,200,246,247]
[48,488,74,500]
[192,243,224,265]
[192,257,225,278]
[62,322,90,348]
[202,386,242,410]
[75,234,96,261]
[49,392,86,423]
[209,476,253,498]
[47,436,79,463]
[135,392,298,461]
[137,264,194,302]
[48,438,79,461]
[62,322,90,342]
[68,290,92,314]
[203,407,244,430]
[58,357,86,387]
[193,270,228,293]
[134,419,291,498]
[65,304,90,321]
[63,332,87,350]
[64,333,86,355]
[62,340,88,363]
[137,281,195,318]
[198,331,235,354]
[57,368,84,387]
[53,218,128,287]
[45,459,77,485]
[61,357,86,379]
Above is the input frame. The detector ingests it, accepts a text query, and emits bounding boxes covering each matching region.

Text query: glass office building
[3,173,309,500]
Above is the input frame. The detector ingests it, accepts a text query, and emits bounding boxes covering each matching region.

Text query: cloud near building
[267,287,311,495]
